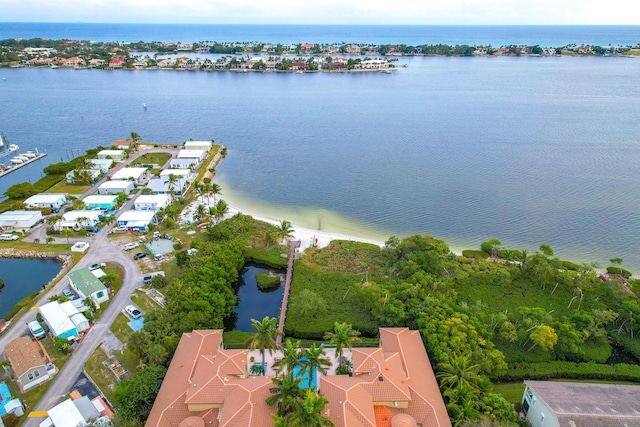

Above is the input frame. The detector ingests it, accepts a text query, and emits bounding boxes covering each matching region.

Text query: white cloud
[4,0,640,24]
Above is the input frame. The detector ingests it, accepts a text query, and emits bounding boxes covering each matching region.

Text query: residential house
[112,139,136,150]
[82,195,118,211]
[88,58,106,67]
[109,58,126,68]
[522,380,640,427]
[39,301,89,340]
[134,194,171,212]
[345,44,362,55]
[89,158,114,172]
[117,210,157,232]
[44,396,106,427]
[183,140,212,151]
[177,149,206,161]
[291,61,307,70]
[145,328,450,427]
[97,180,135,195]
[24,193,67,211]
[147,175,189,196]
[60,57,84,67]
[66,169,101,184]
[111,167,148,184]
[0,210,43,230]
[60,210,101,230]
[301,43,314,53]
[169,158,198,169]
[177,43,194,51]
[5,336,55,392]
[157,58,176,68]
[68,268,110,305]
[355,59,392,70]
[97,149,125,161]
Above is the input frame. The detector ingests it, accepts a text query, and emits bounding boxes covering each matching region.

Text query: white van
[28,320,46,339]
[0,234,19,241]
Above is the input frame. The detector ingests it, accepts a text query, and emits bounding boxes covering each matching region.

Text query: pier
[0,153,48,179]
[276,239,301,345]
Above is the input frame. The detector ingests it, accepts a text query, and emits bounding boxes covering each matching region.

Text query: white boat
[15,155,29,161]
[10,157,24,164]
[8,144,19,152]
[23,151,36,158]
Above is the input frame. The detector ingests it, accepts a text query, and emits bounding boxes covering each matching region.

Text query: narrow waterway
[224,263,286,332]
[0,258,62,318]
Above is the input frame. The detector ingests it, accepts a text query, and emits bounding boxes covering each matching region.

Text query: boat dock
[0,153,47,179]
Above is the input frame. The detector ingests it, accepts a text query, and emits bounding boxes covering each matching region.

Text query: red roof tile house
[146,328,450,427]
[522,380,640,427]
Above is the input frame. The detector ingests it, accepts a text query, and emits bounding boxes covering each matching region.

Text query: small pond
[224,263,286,332]
[0,258,62,319]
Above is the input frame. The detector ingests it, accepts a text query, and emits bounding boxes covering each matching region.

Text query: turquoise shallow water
[1,47,639,271]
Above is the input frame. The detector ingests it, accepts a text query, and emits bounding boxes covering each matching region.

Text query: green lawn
[130,289,160,313]
[492,382,526,405]
[41,336,71,370]
[131,152,172,167]
[110,312,134,344]
[47,181,91,195]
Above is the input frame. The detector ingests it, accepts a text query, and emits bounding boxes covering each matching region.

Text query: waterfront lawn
[223,331,254,349]
[85,347,117,403]
[47,180,91,195]
[131,152,172,167]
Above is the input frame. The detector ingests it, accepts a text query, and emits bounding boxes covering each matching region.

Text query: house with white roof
[89,158,114,172]
[60,210,101,230]
[96,150,125,161]
[111,167,148,184]
[117,210,157,232]
[160,168,192,180]
[68,268,109,305]
[134,194,171,212]
[42,396,103,427]
[169,158,199,169]
[183,140,212,151]
[24,193,67,211]
[177,149,206,161]
[0,210,43,230]
[146,176,188,196]
[82,195,118,210]
[39,301,84,340]
[97,180,135,195]
[65,169,101,184]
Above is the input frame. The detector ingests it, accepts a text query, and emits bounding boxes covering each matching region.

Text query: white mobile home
[146,177,188,196]
[66,169,101,184]
[97,149,125,161]
[89,158,114,172]
[160,168,192,181]
[98,180,135,195]
[177,149,206,161]
[24,193,67,210]
[39,301,79,340]
[134,194,171,212]
[183,140,212,151]
[60,210,101,229]
[0,210,43,230]
[169,158,198,169]
[117,210,158,232]
[111,167,148,184]
[82,195,118,210]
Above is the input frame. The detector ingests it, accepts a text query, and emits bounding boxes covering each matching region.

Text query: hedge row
[494,361,640,382]
[462,250,489,259]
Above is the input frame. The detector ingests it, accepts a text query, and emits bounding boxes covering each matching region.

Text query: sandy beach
[180,197,386,252]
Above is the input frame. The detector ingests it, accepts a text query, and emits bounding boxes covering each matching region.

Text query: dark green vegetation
[256,272,281,290]
[284,235,640,425]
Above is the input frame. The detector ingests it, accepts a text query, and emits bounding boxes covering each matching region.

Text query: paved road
[0,146,182,424]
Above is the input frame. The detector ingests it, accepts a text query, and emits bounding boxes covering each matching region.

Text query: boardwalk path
[276,240,300,345]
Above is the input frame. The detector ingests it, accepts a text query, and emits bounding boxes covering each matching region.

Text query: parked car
[123,242,139,251]
[154,254,164,261]
[143,275,153,284]
[89,263,106,271]
[124,305,142,320]
[28,320,46,339]
[84,226,100,233]
[114,225,128,232]
[62,289,76,299]
[0,234,19,241]
[133,251,148,260]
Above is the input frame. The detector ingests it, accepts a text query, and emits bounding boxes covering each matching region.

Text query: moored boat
[8,144,19,152]
[10,157,24,164]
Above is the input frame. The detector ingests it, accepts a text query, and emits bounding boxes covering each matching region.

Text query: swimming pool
[0,382,12,415]
[293,359,318,390]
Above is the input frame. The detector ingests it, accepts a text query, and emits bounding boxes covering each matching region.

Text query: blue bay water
[1,23,640,46]
[0,258,62,318]
[1,24,640,271]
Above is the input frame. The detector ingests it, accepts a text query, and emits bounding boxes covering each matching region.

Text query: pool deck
[248,348,348,378]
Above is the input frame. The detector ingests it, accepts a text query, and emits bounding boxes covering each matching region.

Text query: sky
[3,0,640,24]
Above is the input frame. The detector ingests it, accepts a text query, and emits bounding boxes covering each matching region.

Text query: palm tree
[194,182,206,203]
[436,354,484,392]
[212,199,228,223]
[300,344,331,389]
[323,322,361,365]
[276,220,294,244]
[33,237,40,244]
[273,338,302,376]
[46,214,63,231]
[246,316,282,376]
[209,182,222,204]
[165,174,179,199]
[444,385,481,427]
[284,389,334,427]
[266,371,304,416]
[261,227,278,247]
[0,360,13,380]
[195,204,207,223]
[46,236,54,245]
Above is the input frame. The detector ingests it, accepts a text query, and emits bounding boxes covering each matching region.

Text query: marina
[0,150,47,179]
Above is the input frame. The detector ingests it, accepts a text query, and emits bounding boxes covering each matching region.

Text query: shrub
[606,266,632,278]
[256,272,281,290]
[494,361,640,382]
[462,250,489,259]
[203,177,211,184]
[173,243,184,250]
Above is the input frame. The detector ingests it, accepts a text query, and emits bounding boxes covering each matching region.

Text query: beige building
[5,336,56,392]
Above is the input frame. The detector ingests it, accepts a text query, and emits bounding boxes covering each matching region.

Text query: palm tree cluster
[194,181,222,205]
[245,317,352,426]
